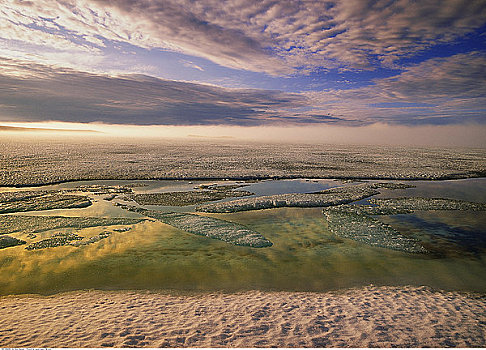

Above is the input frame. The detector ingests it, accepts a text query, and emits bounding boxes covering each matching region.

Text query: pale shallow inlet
[0,178,485,295]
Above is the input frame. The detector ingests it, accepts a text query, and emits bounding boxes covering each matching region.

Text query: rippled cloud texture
[0,0,485,127]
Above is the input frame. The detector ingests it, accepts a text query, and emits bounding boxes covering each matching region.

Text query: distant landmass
[0,125,100,133]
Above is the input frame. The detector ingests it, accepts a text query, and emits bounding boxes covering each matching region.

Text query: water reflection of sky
[382,211,486,256]
[374,178,486,203]
[0,178,485,295]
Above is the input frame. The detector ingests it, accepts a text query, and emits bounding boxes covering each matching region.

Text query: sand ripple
[0,285,485,347]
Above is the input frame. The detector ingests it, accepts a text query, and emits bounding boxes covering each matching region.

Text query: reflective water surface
[0,178,485,295]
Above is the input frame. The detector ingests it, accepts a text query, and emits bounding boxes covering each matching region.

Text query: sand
[0,285,485,348]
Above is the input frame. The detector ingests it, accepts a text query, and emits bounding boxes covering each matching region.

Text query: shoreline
[2,173,486,189]
[1,285,485,348]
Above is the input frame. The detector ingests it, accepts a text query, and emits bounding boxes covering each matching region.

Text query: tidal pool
[0,178,485,295]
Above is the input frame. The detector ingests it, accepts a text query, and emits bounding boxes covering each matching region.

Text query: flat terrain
[0,139,485,348]
[1,138,485,186]
[0,286,485,348]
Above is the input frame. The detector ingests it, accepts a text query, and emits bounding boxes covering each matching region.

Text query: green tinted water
[0,179,485,295]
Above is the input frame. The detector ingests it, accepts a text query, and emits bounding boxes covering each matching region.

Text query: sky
[0,0,485,146]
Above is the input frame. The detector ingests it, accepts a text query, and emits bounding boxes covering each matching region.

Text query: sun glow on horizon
[1,121,485,148]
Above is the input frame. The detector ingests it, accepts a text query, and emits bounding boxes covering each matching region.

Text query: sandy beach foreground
[1,285,485,348]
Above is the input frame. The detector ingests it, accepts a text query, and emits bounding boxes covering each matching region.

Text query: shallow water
[0,178,485,295]
[373,177,486,202]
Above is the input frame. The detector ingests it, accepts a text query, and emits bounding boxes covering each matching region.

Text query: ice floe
[322,196,485,253]
[128,207,272,248]
[130,184,253,206]
[0,191,91,213]
[25,232,83,250]
[0,215,144,235]
[195,183,409,213]
[323,206,427,253]
[369,197,486,212]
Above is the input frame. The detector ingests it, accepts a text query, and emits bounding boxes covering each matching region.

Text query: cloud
[180,60,205,72]
[1,0,485,74]
[0,52,484,127]
[376,52,486,102]
[320,0,486,68]
[305,52,486,125]
[0,58,308,125]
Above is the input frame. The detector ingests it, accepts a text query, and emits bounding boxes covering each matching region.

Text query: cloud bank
[0,58,309,125]
[0,52,484,126]
[305,52,486,125]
